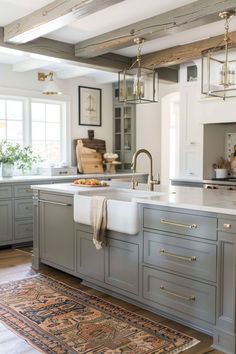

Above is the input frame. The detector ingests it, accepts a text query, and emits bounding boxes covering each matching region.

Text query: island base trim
[213,327,236,354]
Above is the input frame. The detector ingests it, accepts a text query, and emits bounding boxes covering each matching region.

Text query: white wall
[63,77,112,165]
[0,64,113,165]
[136,82,179,180]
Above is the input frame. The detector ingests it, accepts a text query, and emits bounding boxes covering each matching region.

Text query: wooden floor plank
[0,249,226,354]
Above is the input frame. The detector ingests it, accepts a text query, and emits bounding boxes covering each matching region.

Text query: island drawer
[14,184,33,198]
[14,220,33,240]
[143,208,217,240]
[143,266,216,324]
[143,231,217,282]
[218,218,236,233]
[0,186,12,199]
[14,199,33,219]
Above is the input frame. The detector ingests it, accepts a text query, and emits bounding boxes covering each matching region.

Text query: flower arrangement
[212,157,230,170]
[0,140,41,175]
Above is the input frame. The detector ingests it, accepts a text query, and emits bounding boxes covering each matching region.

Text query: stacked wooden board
[75,139,105,173]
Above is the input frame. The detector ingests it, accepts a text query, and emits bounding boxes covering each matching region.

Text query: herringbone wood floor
[0,248,225,354]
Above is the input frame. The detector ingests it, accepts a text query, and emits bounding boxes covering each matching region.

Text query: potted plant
[212,157,230,179]
[0,141,20,177]
[0,140,41,177]
[17,146,41,175]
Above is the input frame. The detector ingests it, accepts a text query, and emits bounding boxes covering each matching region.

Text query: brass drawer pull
[160,285,195,301]
[39,199,72,207]
[160,249,197,262]
[223,223,231,229]
[160,218,197,229]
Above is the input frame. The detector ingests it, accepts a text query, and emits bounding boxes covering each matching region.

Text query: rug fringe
[0,273,39,286]
[168,339,200,354]
[0,319,45,354]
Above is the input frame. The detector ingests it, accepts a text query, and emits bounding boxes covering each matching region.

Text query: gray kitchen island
[31,182,236,354]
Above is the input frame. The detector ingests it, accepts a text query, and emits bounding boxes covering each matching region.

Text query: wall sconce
[38,72,62,95]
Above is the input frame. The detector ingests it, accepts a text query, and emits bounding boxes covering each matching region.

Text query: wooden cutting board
[75,139,105,173]
[74,138,106,155]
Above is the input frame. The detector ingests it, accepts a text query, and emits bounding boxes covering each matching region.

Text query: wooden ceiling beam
[140,31,236,68]
[0,28,179,82]
[75,0,236,58]
[4,0,125,44]
[0,27,131,72]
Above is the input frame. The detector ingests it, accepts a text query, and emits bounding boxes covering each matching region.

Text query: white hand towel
[90,195,107,249]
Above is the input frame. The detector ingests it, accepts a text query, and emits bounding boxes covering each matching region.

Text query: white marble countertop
[31,182,236,216]
[0,172,146,184]
[172,178,236,186]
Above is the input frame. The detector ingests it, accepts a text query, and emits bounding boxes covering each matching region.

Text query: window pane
[7,100,23,120]
[7,120,22,140]
[46,123,60,141]
[0,100,5,119]
[46,142,60,162]
[31,101,63,164]
[32,141,46,159]
[0,120,6,139]
[32,122,45,140]
[46,104,60,123]
[32,103,45,122]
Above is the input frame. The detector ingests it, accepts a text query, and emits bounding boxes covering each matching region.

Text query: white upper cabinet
[178,62,203,179]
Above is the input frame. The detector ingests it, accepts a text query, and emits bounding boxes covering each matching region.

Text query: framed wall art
[78,86,102,126]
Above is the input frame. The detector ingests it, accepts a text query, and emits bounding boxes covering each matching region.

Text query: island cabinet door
[40,194,74,271]
[76,230,105,282]
[105,238,139,295]
[0,200,13,243]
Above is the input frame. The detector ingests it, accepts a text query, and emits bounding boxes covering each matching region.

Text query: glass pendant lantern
[201,10,236,100]
[118,38,158,104]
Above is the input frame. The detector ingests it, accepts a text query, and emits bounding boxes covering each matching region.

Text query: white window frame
[0,95,27,144]
[0,93,70,164]
[29,98,69,163]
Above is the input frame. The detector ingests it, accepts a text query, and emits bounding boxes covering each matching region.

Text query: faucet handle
[150,179,160,185]
[131,176,138,189]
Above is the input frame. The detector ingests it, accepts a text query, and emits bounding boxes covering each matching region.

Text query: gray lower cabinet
[33,191,236,354]
[76,229,104,282]
[143,231,217,282]
[0,178,78,246]
[15,198,33,219]
[143,266,216,325]
[15,220,33,240]
[40,193,74,271]
[105,238,139,295]
[143,207,217,240]
[213,218,236,354]
[0,200,13,243]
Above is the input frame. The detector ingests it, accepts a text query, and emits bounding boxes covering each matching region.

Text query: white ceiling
[0,0,235,80]
[0,0,55,26]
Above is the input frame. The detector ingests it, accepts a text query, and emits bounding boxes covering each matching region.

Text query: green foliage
[0,140,21,165]
[0,140,41,173]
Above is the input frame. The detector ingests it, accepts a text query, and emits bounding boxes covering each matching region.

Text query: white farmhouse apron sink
[73,188,163,235]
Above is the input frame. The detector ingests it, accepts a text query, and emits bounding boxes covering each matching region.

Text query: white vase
[2,163,14,177]
[215,168,227,179]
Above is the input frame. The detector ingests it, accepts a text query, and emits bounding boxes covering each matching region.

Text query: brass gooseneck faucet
[131,149,159,191]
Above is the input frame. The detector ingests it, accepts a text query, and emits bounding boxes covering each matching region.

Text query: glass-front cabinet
[113,85,136,170]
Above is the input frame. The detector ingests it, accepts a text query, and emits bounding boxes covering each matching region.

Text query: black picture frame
[78,86,102,126]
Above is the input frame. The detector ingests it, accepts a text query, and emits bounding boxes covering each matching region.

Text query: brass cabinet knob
[223,223,231,229]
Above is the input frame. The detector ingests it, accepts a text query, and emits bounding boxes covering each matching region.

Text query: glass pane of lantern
[202,47,236,99]
[118,68,158,103]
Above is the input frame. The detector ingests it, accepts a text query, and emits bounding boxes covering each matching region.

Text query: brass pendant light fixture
[118,38,158,104]
[201,10,236,99]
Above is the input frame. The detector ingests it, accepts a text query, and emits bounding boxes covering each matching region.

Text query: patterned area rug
[0,275,199,354]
